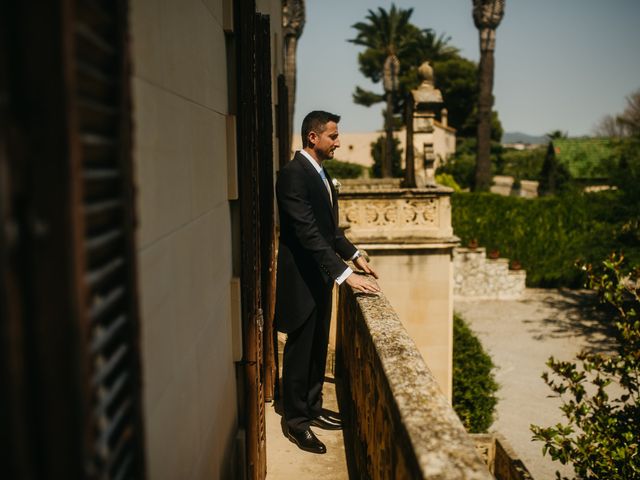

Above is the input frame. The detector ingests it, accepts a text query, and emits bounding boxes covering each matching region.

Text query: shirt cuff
[350,250,361,261]
[336,267,353,285]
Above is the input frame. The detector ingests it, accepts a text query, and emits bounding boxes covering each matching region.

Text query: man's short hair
[301,110,341,148]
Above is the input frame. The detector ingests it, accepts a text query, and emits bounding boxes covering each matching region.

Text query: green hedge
[452,191,640,287]
[453,315,498,433]
[323,159,364,179]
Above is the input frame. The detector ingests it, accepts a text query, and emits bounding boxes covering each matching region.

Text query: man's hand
[354,256,379,279]
[345,271,380,294]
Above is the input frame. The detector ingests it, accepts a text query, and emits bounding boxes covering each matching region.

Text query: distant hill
[502,132,548,145]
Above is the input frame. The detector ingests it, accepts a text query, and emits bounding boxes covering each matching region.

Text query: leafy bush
[451,191,640,287]
[437,138,504,189]
[531,254,640,479]
[370,135,403,178]
[452,314,498,433]
[435,173,461,192]
[323,159,364,179]
[500,146,546,180]
[437,152,476,189]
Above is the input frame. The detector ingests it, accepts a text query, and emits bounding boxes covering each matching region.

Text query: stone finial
[411,62,443,107]
[418,61,434,85]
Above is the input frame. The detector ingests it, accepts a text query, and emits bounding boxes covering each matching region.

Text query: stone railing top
[339,178,454,196]
[349,286,493,479]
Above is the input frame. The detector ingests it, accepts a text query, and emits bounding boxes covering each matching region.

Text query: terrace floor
[265,373,348,479]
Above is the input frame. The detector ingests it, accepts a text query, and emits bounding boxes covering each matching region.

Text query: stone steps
[454,247,526,300]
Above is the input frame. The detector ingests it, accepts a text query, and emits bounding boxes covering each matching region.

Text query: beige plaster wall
[292,124,455,171]
[369,249,454,400]
[131,0,237,478]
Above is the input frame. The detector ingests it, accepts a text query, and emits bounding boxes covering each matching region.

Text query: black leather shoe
[287,428,327,454]
[310,414,343,430]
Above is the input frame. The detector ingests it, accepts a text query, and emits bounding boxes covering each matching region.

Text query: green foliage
[531,254,640,480]
[435,173,461,192]
[453,315,499,433]
[499,147,546,180]
[437,153,475,189]
[431,56,477,137]
[538,142,572,196]
[437,138,504,189]
[348,4,486,135]
[607,135,640,205]
[451,191,640,287]
[323,159,364,179]
[370,135,403,178]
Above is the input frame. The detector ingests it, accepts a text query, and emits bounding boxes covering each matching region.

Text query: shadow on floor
[522,289,617,352]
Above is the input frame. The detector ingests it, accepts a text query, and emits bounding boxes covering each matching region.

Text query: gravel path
[455,288,614,480]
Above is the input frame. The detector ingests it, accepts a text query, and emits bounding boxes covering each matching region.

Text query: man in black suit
[275,110,380,454]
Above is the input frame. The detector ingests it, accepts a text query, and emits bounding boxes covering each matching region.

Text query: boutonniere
[332,178,341,193]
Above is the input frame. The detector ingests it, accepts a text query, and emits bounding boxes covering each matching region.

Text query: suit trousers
[282,289,332,433]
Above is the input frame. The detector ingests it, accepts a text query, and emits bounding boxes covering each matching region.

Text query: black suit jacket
[274,152,357,333]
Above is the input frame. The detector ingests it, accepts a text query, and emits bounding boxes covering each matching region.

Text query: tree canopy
[349,3,502,139]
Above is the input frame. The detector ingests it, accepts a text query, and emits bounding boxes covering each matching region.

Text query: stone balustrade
[335,282,493,479]
[337,181,456,244]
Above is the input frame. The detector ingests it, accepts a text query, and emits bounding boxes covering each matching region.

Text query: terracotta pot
[488,249,500,259]
[509,260,522,271]
[468,239,479,250]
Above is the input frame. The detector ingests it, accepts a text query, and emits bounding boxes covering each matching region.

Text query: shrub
[323,159,364,179]
[437,138,504,189]
[437,152,475,189]
[370,135,403,178]
[499,146,546,181]
[435,173,461,192]
[452,314,498,433]
[451,191,640,287]
[531,254,640,479]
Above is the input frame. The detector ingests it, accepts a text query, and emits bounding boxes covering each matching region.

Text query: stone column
[339,181,459,400]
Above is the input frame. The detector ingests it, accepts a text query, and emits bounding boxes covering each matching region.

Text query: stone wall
[490,176,539,198]
[454,248,526,300]
[471,434,534,480]
[131,0,283,478]
[336,283,492,479]
[337,182,459,398]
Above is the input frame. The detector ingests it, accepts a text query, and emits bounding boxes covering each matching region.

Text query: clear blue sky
[294,0,640,137]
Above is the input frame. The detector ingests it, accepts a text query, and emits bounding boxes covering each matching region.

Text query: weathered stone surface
[338,184,456,243]
[471,434,534,480]
[454,248,526,300]
[336,284,493,479]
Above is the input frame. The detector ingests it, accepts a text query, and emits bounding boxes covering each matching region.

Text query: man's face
[309,121,340,161]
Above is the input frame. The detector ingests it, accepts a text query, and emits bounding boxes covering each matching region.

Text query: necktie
[319,169,333,205]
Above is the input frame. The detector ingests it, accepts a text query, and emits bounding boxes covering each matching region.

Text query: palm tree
[282,0,305,155]
[472,0,505,191]
[350,4,458,177]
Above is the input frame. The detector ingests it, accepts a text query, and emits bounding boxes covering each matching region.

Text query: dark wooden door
[0,1,145,478]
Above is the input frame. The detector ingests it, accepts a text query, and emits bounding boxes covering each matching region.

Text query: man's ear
[307,131,318,147]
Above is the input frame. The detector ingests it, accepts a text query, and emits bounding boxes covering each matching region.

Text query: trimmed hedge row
[323,158,365,179]
[451,191,640,287]
[452,315,498,433]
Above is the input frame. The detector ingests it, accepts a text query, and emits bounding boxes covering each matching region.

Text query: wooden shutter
[0,1,145,478]
[234,2,279,478]
[256,15,277,404]
[276,74,290,169]
[75,1,145,477]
